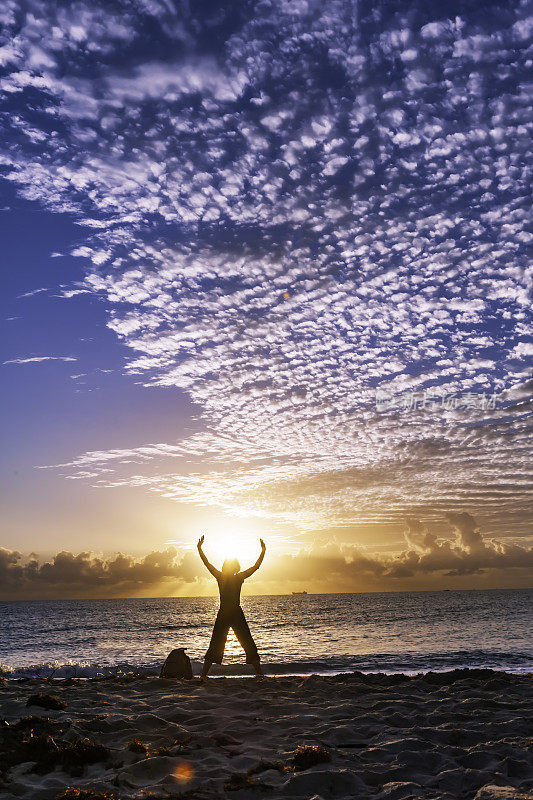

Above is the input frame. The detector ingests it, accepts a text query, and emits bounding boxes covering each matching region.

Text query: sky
[0,0,532,600]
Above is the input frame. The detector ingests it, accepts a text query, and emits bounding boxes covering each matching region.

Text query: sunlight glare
[204,527,260,570]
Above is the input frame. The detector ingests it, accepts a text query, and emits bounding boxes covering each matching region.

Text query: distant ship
[292,590,308,595]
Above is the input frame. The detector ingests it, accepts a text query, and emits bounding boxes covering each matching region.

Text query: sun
[203,528,260,569]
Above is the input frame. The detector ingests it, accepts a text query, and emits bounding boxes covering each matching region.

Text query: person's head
[222,558,240,575]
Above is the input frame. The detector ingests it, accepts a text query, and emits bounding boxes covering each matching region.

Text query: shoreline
[3,662,533,681]
[0,665,533,684]
[1,669,532,799]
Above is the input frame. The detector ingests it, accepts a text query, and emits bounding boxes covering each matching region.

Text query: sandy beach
[1,669,531,800]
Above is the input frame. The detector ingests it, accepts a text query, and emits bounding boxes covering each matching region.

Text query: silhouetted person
[197,535,265,678]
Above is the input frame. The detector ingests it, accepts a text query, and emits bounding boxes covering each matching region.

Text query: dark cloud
[261,512,533,584]
[388,512,533,578]
[1,513,531,598]
[0,547,201,599]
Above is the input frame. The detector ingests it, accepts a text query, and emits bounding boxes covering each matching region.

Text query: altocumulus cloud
[1,513,531,598]
[1,0,532,535]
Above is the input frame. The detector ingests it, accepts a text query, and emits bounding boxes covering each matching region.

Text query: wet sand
[1,670,532,800]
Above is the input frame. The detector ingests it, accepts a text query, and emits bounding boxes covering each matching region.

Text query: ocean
[1,589,531,679]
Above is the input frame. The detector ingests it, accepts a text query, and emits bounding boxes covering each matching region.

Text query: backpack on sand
[160,648,193,679]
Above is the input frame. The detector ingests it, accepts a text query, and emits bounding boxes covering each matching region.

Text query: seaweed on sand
[58,739,112,777]
[0,716,65,784]
[224,761,285,793]
[0,717,110,780]
[289,744,331,770]
[27,693,67,710]
[126,738,148,754]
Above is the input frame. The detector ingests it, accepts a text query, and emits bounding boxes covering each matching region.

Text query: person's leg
[250,658,264,677]
[232,608,264,676]
[200,659,213,680]
[203,612,229,678]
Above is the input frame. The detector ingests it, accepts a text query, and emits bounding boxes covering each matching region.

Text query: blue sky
[0,0,531,597]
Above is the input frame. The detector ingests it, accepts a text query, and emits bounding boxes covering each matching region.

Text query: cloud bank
[2,514,531,599]
[1,0,532,534]
[0,546,198,599]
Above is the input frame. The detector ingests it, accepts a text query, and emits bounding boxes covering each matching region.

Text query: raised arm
[197,536,221,579]
[239,539,266,580]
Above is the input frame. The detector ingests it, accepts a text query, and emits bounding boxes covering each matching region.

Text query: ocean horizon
[3,585,532,602]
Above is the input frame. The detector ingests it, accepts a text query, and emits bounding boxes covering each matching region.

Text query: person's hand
[260,538,266,551]
[197,535,205,549]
